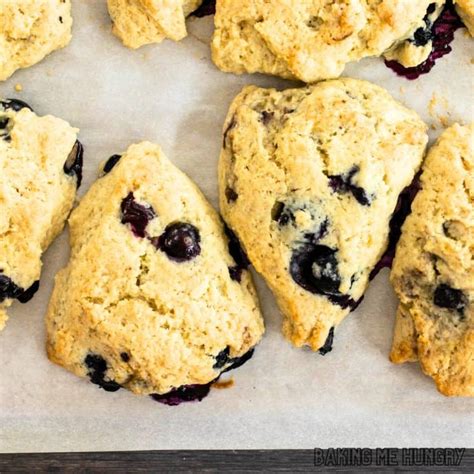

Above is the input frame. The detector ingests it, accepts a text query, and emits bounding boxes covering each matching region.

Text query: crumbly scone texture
[211,0,445,82]
[0,0,72,81]
[219,79,428,351]
[390,123,474,397]
[108,0,203,49]
[455,0,474,35]
[0,104,79,331]
[46,142,264,396]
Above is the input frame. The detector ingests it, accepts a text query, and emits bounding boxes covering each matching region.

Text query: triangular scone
[0,99,82,331]
[390,124,473,397]
[108,0,203,49]
[211,0,445,82]
[46,142,264,398]
[219,79,428,352]
[0,0,72,81]
[455,0,474,35]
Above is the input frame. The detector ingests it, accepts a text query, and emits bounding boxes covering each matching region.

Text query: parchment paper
[1,1,473,453]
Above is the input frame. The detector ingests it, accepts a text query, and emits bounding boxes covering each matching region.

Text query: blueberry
[63,140,84,188]
[0,274,24,302]
[290,243,355,309]
[319,327,335,355]
[17,280,40,303]
[151,383,213,406]
[0,98,33,112]
[120,192,156,238]
[224,225,250,282]
[329,166,372,206]
[213,347,230,369]
[103,154,122,174]
[434,284,466,313]
[225,187,238,203]
[85,354,121,392]
[154,223,201,262]
[411,3,438,47]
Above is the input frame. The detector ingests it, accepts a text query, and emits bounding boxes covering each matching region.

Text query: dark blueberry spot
[427,3,437,15]
[271,201,285,223]
[17,280,40,303]
[385,2,463,80]
[0,274,24,303]
[120,192,156,238]
[151,383,213,406]
[190,0,216,17]
[103,154,122,174]
[154,223,201,262]
[63,140,84,188]
[329,166,372,206]
[0,117,8,130]
[225,186,238,203]
[434,284,466,313]
[85,354,121,392]
[369,174,421,279]
[411,4,438,47]
[224,225,250,282]
[59,16,63,24]
[221,348,254,374]
[213,347,230,369]
[223,116,236,148]
[120,352,130,362]
[0,98,33,112]
[260,110,274,125]
[319,327,334,355]
[290,244,355,309]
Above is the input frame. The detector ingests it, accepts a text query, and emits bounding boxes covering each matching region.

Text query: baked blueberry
[0,274,24,302]
[103,154,122,174]
[17,281,40,304]
[120,192,156,238]
[85,354,121,392]
[433,284,466,313]
[225,187,238,203]
[224,225,250,282]
[319,327,335,355]
[329,166,372,206]
[151,383,213,406]
[63,140,84,187]
[0,98,33,112]
[155,222,201,262]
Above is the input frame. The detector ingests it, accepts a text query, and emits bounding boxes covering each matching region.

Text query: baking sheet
[1,1,473,453]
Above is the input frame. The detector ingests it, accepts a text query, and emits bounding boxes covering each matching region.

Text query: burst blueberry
[120,192,156,238]
[63,140,84,187]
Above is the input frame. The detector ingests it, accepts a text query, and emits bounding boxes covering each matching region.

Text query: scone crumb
[14,83,23,92]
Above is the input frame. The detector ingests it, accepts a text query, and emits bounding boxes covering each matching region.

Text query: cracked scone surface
[390,123,474,397]
[0,99,81,331]
[219,79,428,351]
[46,142,264,396]
[0,0,72,81]
[211,0,445,82]
[455,0,474,35]
[107,0,203,49]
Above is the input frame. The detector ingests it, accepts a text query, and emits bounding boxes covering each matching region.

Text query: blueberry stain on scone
[46,142,264,402]
[390,123,473,396]
[319,327,335,356]
[219,80,427,351]
[120,192,156,238]
[0,98,81,331]
[224,225,250,283]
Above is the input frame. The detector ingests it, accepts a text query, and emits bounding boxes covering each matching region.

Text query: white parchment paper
[1,1,473,453]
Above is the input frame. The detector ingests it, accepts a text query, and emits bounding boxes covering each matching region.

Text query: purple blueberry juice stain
[370,175,421,279]
[120,192,156,238]
[0,273,39,304]
[385,1,464,79]
[319,327,335,356]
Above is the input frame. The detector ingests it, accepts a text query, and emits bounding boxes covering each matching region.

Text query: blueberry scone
[390,124,473,397]
[107,0,203,49]
[219,79,428,352]
[455,0,474,35]
[0,99,82,331]
[211,0,447,82]
[46,142,264,402]
[0,0,72,81]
